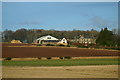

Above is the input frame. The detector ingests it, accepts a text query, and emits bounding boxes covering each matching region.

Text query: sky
[2,2,118,31]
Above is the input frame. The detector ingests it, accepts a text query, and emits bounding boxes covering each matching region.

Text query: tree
[2,30,14,42]
[112,28,118,35]
[96,28,116,46]
[26,30,35,43]
[12,28,27,42]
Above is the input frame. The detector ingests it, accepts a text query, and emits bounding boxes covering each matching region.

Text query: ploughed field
[2,43,118,58]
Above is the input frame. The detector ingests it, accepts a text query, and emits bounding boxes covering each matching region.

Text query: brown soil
[2,46,118,58]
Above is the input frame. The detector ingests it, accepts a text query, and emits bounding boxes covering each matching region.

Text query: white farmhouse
[57,38,68,45]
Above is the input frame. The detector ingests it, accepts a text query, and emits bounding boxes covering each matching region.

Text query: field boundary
[3,46,119,51]
[2,56,118,61]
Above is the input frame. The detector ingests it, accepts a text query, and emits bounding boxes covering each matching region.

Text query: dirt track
[2,46,118,58]
[2,65,118,78]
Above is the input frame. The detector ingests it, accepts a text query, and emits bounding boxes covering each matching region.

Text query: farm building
[11,40,22,43]
[57,38,68,45]
[34,35,68,45]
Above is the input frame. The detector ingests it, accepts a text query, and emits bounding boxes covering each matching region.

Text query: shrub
[77,45,89,48]
[37,44,42,46]
[46,57,52,59]
[59,57,64,59]
[66,45,71,47]
[46,44,55,46]
[94,46,100,49]
[64,56,72,59]
[4,57,12,60]
[38,57,41,59]
[57,44,65,47]
[105,47,120,50]
[115,48,120,50]
[89,43,95,46]
[67,41,73,45]
[72,43,81,46]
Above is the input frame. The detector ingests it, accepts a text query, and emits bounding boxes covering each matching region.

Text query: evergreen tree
[96,28,116,46]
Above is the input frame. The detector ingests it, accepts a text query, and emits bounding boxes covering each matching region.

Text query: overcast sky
[2,2,118,31]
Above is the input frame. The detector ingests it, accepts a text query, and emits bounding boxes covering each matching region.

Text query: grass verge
[2,59,119,66]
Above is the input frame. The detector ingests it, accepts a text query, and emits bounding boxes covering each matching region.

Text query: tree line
[2,28,119,47]
[2,29,99,43]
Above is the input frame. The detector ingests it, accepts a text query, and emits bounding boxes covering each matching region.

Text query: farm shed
[11,40,22,43]
[33,35,68,45]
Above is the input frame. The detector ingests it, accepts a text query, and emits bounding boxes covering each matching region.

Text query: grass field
[2,58,119,66]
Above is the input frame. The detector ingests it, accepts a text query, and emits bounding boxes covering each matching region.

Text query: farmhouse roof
[36,35,59,41]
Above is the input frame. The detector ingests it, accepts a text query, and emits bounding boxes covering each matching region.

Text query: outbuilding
[34,35,68,45]
[11,40,22,43]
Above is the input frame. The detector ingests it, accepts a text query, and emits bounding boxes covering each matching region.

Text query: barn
[33,35,68,45]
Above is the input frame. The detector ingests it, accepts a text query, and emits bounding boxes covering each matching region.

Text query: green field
[2,59,119,66]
